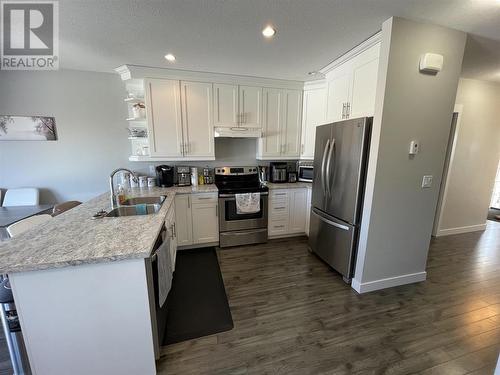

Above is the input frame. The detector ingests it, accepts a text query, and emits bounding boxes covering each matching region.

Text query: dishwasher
[147,225,173,358]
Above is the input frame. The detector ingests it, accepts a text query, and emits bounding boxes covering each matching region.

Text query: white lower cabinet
[174,194,193,246]
[289,189,308,233]
[165,203,178,270]
[174,193,219,248]
[305,188,312,236]
[268,188,309,237]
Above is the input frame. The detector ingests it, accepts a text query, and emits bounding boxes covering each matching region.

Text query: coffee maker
[155,165,174,187]
[176,166,191,186]
[269,162,288,183]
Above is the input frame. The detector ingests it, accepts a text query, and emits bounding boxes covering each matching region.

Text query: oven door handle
[219,192,269,198]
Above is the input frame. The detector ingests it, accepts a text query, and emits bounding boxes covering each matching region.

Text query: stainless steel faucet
[109,168,138,209]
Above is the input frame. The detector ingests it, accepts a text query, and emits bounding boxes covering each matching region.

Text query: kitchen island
[0,185,217,375]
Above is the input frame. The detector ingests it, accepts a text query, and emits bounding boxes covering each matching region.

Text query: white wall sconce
[419,53,444,74]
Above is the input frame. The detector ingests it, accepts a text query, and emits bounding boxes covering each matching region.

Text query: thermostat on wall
[419,53,443,73]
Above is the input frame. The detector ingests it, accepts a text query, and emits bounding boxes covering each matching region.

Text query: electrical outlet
[422,175,433,188]
[149,165,155,175]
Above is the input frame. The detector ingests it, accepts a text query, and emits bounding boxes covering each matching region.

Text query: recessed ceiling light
[262,25,276,38]
[164,53,176,62]
[308,71,318,76]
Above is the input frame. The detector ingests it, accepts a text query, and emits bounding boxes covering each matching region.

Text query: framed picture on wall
[0,115,58,141]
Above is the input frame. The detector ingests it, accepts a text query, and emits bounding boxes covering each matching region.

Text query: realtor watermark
[1,1,59,70]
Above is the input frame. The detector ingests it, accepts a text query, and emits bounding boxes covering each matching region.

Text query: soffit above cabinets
[115,65,304,91]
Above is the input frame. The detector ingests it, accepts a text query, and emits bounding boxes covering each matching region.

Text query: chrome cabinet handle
[341,103,345,119]
[301,144,304,154]
[187,196,190,209]
[216,205,218,217]
[196,197,212,200]
[180,142,184,155]
[346,103,350,118]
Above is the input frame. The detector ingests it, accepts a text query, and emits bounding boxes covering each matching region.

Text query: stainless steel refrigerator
[308,117,372,282]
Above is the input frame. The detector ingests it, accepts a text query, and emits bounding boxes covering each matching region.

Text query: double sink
[105,196,166,217]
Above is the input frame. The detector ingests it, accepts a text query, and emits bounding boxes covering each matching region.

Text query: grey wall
[0,69,132,203]
[0,70,262,203]
[437,78,500,233]
[353,17,466,290]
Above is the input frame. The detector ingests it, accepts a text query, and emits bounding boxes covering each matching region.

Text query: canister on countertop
[138,176,148,188]
[147,177,156,188]
[191,167,198,186]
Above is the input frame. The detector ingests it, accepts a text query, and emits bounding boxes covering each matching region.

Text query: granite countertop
[0,185,218,274]
[265,182,312,189]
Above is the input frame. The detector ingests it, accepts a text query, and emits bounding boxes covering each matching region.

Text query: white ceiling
[59,0,500,82]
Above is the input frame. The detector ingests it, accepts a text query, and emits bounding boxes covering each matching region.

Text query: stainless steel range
[215,166,269,248]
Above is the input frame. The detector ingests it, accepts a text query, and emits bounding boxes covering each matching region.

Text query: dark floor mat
[162,248,233,345]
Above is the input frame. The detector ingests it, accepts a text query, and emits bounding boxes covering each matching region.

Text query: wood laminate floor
[157,221,500,375]
[0,222,498,375]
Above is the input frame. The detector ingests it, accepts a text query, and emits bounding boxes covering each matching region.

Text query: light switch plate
[422,175,433,188]
[149,165,155,175]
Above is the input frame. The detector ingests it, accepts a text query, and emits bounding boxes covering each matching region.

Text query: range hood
[214,127,262,138]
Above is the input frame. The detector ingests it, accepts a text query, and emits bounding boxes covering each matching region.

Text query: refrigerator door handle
[325,138,335,197]
[312,208,349,231]
[321,139,330,195]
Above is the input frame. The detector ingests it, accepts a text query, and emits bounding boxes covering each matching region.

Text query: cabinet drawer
[270,203,289,215]
[191,193,218,204]
[269,221,289,236]
[270,190,289,199]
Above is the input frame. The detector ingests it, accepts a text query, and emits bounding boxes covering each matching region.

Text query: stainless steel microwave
[298,162,313,182]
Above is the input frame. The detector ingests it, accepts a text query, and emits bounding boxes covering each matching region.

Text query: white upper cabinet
[300,87,326,159]
[213,84,262,129]
[260,88,283,157]
[326,68,351,122]
[145,79,214,160]
[145,79,183,158]
[213,84,238,128]
[349,43,380,119]
[239,86,262,128]
[282,89,302,158]
[324,41,380,122]
[180,81,214,159]
[257,88,302,160]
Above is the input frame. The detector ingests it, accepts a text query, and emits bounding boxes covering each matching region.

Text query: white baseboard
[435,223,487,237]
[351,271,427,294]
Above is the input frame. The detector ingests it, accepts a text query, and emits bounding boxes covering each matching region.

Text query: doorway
[488,160,500,221]
[432,106,461,236]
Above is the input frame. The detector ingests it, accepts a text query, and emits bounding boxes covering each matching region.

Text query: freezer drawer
[308,208,357,280]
